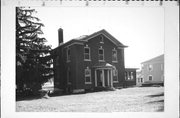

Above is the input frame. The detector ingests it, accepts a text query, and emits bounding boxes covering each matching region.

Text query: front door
[96,70,103,86]
[95,69,112,87]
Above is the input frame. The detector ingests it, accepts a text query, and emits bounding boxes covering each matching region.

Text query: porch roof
[93,62,116,69]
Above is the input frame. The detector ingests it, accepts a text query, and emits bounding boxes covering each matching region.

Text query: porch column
[102,70,105,87]
[95,69,97,87]
[110,69,113,87]
[107,70,109,86]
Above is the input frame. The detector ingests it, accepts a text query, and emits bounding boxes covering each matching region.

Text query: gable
[80,29,127,48]
[141,54,164,64]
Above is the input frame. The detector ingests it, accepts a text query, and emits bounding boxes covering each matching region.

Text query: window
[148,64,153,71]
[149,75,153,81]
[98,47,104,61]
[130,72,134,80]
[100,36,104,44]
[67,47,70,62]
[113,69,118,82]
[85,67,91,84]
[141,64,144,69]
[112,48,117,62]
[84,45,91,61]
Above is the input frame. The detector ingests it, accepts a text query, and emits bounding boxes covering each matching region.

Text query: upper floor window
[85,67,91,84]
[67,47,70,62]
[112,48,118,62]
[148,64,153,71]
[84,45,91,61]
[100,36,104,44]
[113,69,118,82]
[98,46,104,61]
[149,75,153,81]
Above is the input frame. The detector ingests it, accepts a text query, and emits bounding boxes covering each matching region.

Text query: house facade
[53,28,127,93]
[140,55,164,85]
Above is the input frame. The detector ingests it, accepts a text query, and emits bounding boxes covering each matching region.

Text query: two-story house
[52,28,127,93]
[140,54,164,86]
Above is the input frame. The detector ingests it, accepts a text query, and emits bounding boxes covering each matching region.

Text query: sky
[33,7,164,68]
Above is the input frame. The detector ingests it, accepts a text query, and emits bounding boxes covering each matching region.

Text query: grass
[16,86,164,112]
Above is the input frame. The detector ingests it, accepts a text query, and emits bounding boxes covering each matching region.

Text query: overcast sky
[33,7,164,68]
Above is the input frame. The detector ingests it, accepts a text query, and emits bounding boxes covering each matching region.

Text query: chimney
[58,28,63,46]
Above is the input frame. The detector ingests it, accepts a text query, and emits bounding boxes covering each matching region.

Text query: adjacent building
[140,54,164,85]
[52,28,128,93]
[124,68,138,87]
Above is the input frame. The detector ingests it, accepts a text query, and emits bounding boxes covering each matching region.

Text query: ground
[16,86,164,112]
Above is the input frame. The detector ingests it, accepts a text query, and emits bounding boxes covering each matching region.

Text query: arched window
[85,67,91,84]
[112,48,117,62]
[84,45,91,61]
[98,46,104,61]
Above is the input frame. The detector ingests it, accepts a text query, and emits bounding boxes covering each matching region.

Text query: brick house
[140,54,164,86]
[52,28,127,93]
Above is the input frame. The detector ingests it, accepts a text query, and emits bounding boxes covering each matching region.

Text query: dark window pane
[85,48,89,53]
[85,54,90,60]
[99,49,103,54]
[86,77,91,82]
[99,55,104,60]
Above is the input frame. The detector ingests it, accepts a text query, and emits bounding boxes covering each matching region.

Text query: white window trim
[130,72,134,80]
[148,75,153,81]
[84,46,91,61]
[98,47,104,62]
[113,69,119,83]
[148,64,153,71]
[66,47,70,63]
[100,35,104,44]
[112,48,118,63]
[85,67,92,84]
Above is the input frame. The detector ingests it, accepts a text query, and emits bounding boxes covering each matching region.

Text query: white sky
[33,7,164,68]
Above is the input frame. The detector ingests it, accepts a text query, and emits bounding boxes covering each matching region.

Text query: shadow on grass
[147,92,164,98]
[16,95,42,101]
[147,99,164,104]
[146,92,164,112]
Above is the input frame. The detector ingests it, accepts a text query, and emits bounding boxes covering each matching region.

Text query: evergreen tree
[16,7,53,94]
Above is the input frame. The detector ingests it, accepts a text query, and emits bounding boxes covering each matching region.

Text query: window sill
[84,59,91,61]
[112,61,118,63]
[113,81,119,83]
[66,60,71,63]
[85,82,92,84]
[99,60,105,62]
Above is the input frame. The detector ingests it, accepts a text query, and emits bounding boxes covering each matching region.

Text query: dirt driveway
[16,87,164,112]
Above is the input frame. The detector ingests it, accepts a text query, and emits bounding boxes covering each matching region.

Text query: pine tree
[16,7,53,95]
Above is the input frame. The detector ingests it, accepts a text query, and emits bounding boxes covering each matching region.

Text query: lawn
[16,87,164,112]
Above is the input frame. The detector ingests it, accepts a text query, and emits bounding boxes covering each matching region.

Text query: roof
[125,68,139,71]
[53,29,127,53]
[141,54,164,64]
[93,62,116,69]
[78,29,128,48]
